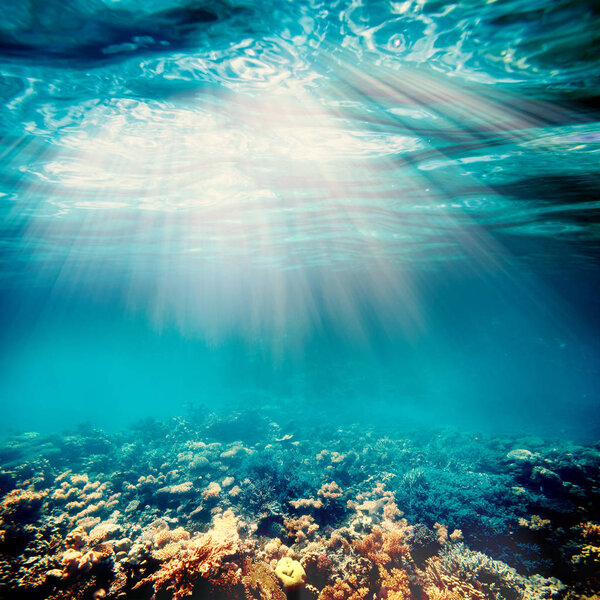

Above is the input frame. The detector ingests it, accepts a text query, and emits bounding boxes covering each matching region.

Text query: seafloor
[0,409,599,600]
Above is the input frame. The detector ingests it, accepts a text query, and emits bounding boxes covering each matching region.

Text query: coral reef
[0,410,598,599]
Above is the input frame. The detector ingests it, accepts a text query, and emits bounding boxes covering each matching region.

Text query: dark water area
[1,1,599,599]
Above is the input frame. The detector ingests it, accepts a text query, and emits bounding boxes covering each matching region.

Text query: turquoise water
[1,0,599,438]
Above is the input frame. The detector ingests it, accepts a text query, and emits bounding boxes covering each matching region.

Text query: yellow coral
[571,544,600,565]
[582,522,600,542]
[275,557,306,589]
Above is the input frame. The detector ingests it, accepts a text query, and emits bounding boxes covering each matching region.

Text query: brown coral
[353,526,408,566]
[0,489,46,522]
[242,559,286,600]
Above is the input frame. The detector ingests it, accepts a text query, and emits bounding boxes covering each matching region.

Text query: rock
[531,466,562,490]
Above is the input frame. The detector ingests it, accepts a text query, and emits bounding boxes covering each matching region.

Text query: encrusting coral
[243,558,286,600]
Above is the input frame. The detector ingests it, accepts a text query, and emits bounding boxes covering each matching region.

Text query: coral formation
[243,558,286,600]
[275,556,306,589]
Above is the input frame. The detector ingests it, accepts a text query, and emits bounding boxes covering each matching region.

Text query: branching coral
[61,543,114,576]
[582,522,600,542]
[378,566,411,600]
[135,509,241,599]
[1,419,597,600]
[347,484,403,534]
[353,525,408,566]
[89,521,123,543]
[285,514,319,543]
[422,558,485,600]
[290,498,324,510]
[319,482,343,499]
[518,515,551,531]
[318,576,369,600]
[571,543,600,566]
[428,542,566,600]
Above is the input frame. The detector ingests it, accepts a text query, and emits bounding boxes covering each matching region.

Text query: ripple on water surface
[0,0,598,281]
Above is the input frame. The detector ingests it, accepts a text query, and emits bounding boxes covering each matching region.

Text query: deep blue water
[1,0,599,439]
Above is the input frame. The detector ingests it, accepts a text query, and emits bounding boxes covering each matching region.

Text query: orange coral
[318,482,343,499]
[135,509,240,599]
[285,514,319,543]
[318,577,369,600]
[353,526,408,566]
[379,566,411,600]
[65,527,89,549]
[326,531,353,553]
[0,489,46,521]
[61,544,114,576]
[290,498,324,509]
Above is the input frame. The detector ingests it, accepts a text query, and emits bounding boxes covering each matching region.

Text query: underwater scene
[1,0,600,598]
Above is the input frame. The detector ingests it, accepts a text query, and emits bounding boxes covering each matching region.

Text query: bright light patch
[8,56,576,348]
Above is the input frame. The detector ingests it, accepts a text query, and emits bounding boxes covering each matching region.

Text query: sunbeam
[5,51,592,352]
